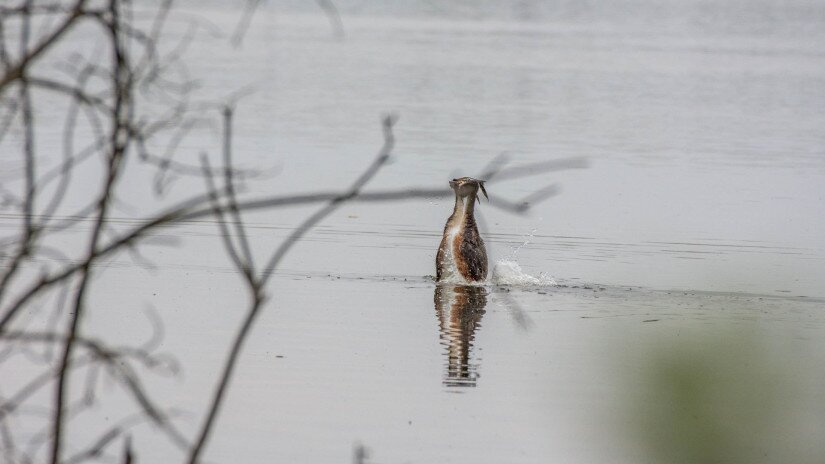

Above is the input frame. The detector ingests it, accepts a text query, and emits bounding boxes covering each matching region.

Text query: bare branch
[1,330,187,449]
[51,1,133,460]
[230,0,262,47]
[38,65,103,231]
[316,0,345,39]
[261,114,398,283]
[186,114,399,464]
[485,157,589,182]
[222,106,255,272]
[26,76,110,110]
[0,0,90,93]
[62,427,121,464]
[200,154,250,280]
[0,0,39,312]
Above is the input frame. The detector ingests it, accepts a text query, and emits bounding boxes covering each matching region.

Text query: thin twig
[222,106,255,272]
[0,0,39,310]
[230,0,262,47]
[50,1,131,461]
[485,157,588,182]
[0,0,90,93]
[316,0,345,39]
[200,154,249,280]
[261,114,398,284]
[186,114,397,464]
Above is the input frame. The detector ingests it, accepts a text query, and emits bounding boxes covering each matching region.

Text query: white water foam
[490,259,557,287]
[436,259,557,287]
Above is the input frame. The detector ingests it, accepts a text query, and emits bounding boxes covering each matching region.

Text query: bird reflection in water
[434,284,487,388]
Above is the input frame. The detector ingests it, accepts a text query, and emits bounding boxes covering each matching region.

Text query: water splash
[436,260,557,287]
[510,228,537,258]
[490,259,557,286]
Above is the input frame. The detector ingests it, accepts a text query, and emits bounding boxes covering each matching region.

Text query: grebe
[436,177,488,283]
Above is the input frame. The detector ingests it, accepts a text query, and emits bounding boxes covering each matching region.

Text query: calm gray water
[168,0,825,298]
[3,1,825,463]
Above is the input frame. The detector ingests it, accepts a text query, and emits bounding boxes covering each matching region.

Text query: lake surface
[2,1,825,463]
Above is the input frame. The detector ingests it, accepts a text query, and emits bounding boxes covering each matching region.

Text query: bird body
[436,177,488,283]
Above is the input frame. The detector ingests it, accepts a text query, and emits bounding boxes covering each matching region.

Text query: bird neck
[452,193,477,220]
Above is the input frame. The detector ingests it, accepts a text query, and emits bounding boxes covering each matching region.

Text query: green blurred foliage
[626,325,825,464]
